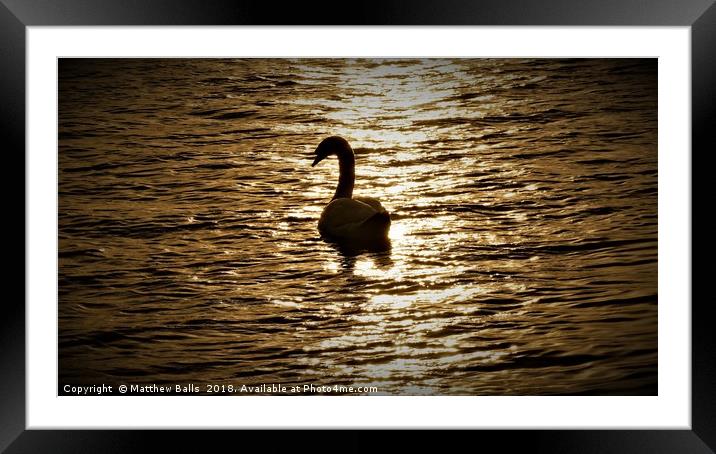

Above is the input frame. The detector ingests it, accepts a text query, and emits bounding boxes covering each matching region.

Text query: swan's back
[353,196,385,213]
[318,197,390,241]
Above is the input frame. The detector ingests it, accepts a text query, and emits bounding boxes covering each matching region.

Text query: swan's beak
[311,155,324,167]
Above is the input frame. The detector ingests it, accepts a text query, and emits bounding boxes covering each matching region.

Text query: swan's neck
[333,148,355,200]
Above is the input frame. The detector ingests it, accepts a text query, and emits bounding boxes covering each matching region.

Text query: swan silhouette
[311,136,391,248]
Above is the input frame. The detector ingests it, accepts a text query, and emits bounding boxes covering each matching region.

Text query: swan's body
[318,196,390,239]
[311,136,390,246]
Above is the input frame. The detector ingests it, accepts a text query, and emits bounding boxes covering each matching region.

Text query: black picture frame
[5,0,714,452]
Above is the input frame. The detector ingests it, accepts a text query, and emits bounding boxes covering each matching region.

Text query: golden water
[59,58,657,395]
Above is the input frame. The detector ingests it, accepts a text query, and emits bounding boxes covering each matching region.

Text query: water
[58,58,657,395]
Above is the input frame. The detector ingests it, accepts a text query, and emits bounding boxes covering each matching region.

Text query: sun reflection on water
[369,286,483,308]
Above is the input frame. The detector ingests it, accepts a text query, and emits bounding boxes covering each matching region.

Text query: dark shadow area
[322,234,392,257]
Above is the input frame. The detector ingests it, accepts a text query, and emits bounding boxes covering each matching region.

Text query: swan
[311,136,391,246]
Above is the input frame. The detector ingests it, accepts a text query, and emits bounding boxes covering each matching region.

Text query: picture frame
[5,0,714,451]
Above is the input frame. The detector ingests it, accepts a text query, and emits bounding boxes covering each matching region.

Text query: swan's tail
[361,210,391,236]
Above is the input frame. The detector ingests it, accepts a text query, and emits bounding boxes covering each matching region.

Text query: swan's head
[311,136,352,167]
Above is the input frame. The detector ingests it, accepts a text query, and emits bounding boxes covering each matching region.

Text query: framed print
[6,0,715,452]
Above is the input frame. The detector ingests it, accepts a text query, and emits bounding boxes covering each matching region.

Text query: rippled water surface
[59,58,657,395]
